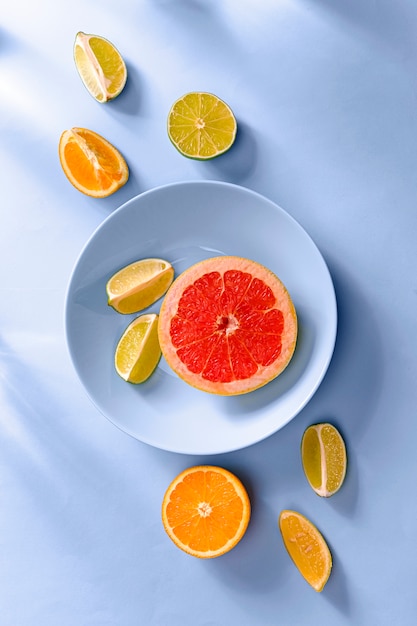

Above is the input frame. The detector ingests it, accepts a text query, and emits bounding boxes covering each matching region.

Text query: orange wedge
[301,423,347,497]
[59,127,129,198]
[162,465,251,558]
[279,510,332,592]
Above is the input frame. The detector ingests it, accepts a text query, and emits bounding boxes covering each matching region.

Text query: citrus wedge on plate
[114,313,161,384]
[167,92,237,159]
[74,31,127,102]
[107,258,174,314]
[162,465,251,558]
[301,423,347,497]
[59,127,129,198]
[279,510,332,592]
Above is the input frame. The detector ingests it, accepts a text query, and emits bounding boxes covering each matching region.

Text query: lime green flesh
[168,92,237,159]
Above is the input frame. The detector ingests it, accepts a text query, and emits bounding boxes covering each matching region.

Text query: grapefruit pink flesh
[158,256,297,395]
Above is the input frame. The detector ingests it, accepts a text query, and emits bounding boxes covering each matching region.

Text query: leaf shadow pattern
[302,0,417,59]
[0,332,140,552]
[0,26,21,55]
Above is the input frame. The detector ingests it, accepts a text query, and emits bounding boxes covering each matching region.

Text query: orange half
[162,465,251,558]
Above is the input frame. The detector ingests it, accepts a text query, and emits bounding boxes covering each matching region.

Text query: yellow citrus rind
[107,258,174,314]
[74,31,127,103]
[114,313,161,384]
[301,423,347,497]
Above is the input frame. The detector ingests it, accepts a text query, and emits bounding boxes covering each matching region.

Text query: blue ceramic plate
[65,181,337,454]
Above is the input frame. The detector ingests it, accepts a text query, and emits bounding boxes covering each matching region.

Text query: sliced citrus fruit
[167,92,237,160]
[74,31,127,103]
[301,423,347,497]
[114,313,161,383]
[107,258,174,315]
[158,256,297,395]
[162,465,251,558]
[279,510,332,592]
[59,127,129,198]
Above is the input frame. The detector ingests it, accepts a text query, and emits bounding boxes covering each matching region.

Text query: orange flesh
[162,466,251,558]
[166,470,245,552]
[59,128,128,197]
[170,269,285,383]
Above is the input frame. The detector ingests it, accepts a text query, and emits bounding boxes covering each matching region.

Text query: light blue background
[2,1,417,624]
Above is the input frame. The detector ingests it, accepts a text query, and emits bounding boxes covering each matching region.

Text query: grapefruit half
[158,256,298,395]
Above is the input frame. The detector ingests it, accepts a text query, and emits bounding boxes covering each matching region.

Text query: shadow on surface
[0,26,20,54]
[293,255,384,521]
[202,122,258,184]
[194,444,297,594]
[103,165,143,211]
[314,256,384,438]
[0,333,139,547]
[323,541,352,616]
[152,0,217,11]
[201,257,383,613]
[150,0,239,64]
[328,418,359,518]
[105,62,144,117]
[309,413,360,520]
[204,496,290,593]
[304,0,417,54]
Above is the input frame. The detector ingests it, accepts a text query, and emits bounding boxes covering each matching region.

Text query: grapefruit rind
[158,256,297,396]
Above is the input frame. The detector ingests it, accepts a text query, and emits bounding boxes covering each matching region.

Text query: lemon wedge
[115,314,161,384]
[107,258,174,315]
[301,423,347,497]
[74,32,127,103]
[279,510,332,592]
